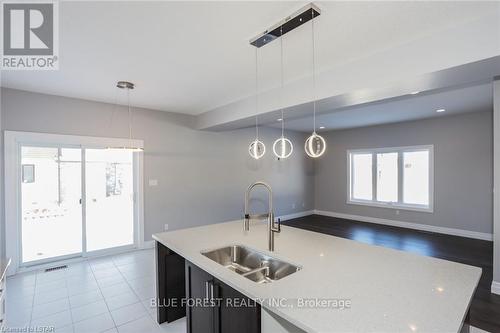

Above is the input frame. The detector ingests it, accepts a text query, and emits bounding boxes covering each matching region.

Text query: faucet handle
[243,214,250,231]
[271,216,281,233]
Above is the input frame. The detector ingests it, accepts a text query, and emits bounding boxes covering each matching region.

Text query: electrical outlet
[292,203,296,209]
[302,202,305,208]
[149,179,158,187]
[164,224,169,231]
[396,210,400,215]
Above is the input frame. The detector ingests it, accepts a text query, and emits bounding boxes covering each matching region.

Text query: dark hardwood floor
[284,215,500,333]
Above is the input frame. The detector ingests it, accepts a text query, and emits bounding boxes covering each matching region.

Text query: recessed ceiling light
[277,118,283,121]
[410,91,420,95]
[436,108,446,113]
[319,126,325,129]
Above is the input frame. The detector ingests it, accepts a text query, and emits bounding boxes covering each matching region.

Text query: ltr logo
[3,3,54,55]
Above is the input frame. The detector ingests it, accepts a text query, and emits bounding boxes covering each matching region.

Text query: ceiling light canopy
[250,3,321,48]
[117,81,134,89]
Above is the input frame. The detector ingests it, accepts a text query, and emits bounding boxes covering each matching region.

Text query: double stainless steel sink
[201,245,301,284]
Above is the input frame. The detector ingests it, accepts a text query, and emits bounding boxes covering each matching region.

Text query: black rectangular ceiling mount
[250,3,321,48]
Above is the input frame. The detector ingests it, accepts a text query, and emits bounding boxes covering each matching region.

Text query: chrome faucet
[244,181,281,251]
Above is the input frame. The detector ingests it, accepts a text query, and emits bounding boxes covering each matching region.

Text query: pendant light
[249,48,266,159]
[273,26,293,159]
[304,9,326,158]
[108,81,143,152]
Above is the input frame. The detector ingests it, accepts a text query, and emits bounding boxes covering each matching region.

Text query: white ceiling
[1,1,498,115]
[267,83,493,132]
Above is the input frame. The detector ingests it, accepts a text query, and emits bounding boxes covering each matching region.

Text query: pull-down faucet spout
[244,181,281,251]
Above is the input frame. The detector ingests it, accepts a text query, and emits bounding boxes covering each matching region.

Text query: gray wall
[315,111,493,234]
[0,88,315,244]
[0,87,494,253]
[0,88,2,257]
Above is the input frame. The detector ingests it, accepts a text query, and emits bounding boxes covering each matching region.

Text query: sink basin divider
[241,265,269,277]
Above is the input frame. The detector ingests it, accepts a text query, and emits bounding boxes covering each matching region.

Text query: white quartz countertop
[153,220,481,333]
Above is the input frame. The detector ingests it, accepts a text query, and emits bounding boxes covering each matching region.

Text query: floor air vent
[45,265,67,272]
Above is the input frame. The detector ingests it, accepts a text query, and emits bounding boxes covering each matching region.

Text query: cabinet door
[214,279,261,333]
[155,242,185,324]
[186,261,214,333]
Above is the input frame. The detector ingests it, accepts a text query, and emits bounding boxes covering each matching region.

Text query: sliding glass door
[20,145,136,265]
[85,149,134,252]
[21,146,83,263]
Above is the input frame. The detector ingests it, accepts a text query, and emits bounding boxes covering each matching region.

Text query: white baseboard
[314,210,493,241]
[278,210,314,222]
[492,281,500,295]
[141,240,155,249]
[470,325,490,333]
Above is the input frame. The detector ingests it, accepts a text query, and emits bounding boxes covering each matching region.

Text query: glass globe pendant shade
[249,139,266,159]
[304,132,326,158]
[273,136,293,159]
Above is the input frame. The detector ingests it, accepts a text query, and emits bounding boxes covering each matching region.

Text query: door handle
[205,281,210,300]
[212,282,220,333]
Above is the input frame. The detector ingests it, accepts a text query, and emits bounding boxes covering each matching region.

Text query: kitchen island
[153,220,481,333]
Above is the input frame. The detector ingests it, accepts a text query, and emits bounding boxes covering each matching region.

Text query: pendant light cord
[280,25,285,138]
[255,47,259,140]
[311,8,317,133]
[108,88,118,131]
[127,87,133,143]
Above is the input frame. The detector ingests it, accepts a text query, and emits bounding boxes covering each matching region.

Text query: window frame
[347,145,434,213]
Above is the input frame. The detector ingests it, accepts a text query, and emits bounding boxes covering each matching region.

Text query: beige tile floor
[5,249,186,333]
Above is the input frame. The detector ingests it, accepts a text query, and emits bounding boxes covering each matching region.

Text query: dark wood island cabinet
[155,242,186,324]
[156,241,261,333]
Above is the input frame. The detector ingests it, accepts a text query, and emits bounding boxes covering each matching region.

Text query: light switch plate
[149,179,158,186]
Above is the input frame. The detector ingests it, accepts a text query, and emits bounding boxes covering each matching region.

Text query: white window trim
[4,131,145,276]
[346,145,434,213]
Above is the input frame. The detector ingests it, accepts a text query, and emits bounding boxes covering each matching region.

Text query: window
[352,153,372,200]
[403,151,429,206]
[376,152,398,203]
[348,145,433,212]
